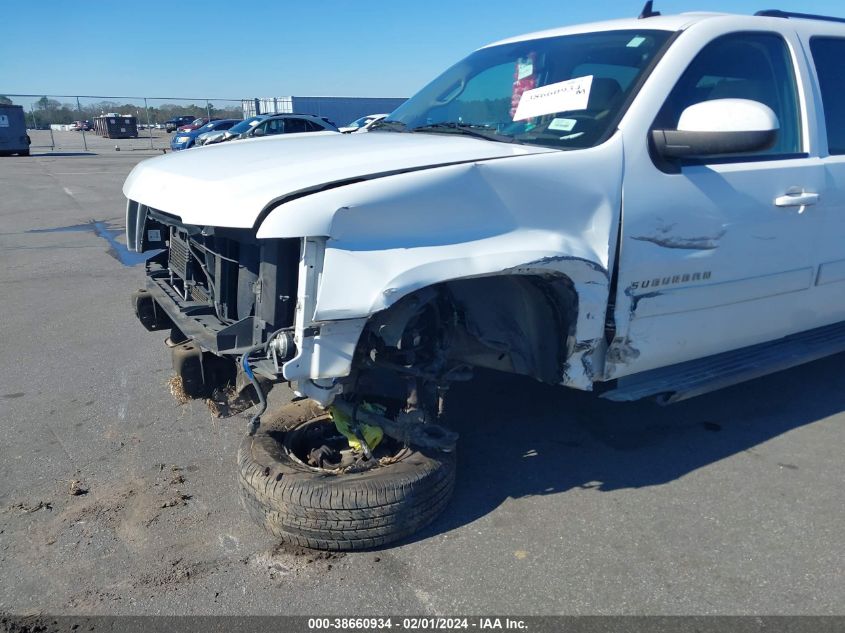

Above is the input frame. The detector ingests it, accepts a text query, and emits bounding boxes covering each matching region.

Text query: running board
[600,321,845,404]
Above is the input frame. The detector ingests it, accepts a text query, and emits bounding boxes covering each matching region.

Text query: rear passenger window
[654,32,802,157]
[285,118,307,133]
[810,37,845,155]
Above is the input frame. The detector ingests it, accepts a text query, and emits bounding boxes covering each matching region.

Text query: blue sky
[2,0,845,100]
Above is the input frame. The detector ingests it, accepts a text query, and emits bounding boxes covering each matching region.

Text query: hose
[241,343,267,436]
[241,328,290,436]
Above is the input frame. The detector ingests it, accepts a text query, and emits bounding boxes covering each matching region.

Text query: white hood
[122,131,553,228]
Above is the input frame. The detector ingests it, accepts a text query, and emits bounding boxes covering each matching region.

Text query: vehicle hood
[123,132,554,229]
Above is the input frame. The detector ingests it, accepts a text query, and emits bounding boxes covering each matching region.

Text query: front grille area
[143,213,301,350]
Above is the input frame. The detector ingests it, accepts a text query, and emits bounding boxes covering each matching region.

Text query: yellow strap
[329,404,384,451]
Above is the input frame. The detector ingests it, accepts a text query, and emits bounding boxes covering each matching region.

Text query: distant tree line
[0,95,243,127]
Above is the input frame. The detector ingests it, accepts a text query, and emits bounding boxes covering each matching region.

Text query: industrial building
[241,96,406,127]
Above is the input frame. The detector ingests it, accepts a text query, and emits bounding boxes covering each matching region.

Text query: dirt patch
[134,557,219,589]
[246,542,346,579]
[160,493,192,509]
[6,500,53,514]
[1,464,197,552]
[274,542,347,561]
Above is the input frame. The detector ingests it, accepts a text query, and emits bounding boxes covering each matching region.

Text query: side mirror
[652,99,779,159]
[252,127,265,137]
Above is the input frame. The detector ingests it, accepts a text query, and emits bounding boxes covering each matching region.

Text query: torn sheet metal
[261,136,623,316]
[262,135,625,389]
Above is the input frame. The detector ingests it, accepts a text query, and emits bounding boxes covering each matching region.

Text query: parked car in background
[233,113,339,140]
[176,117,216,133]
[165,116,197,133]
[339,113,388,133]
[197,115,269,146]
[170,119,239,151]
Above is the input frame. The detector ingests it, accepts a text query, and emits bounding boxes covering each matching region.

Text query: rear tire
[237,399,456,551]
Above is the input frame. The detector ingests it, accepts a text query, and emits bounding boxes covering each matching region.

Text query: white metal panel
[264,136,625,389]
[123,132,552,229]
[608,19,832,379]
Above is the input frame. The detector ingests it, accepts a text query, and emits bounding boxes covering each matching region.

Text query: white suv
[124,9,845,549]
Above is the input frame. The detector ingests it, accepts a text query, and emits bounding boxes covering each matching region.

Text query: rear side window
[654,32,802,157]
[810,37,845,155]
[285,118,307,133]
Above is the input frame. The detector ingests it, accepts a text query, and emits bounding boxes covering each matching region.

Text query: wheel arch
[355,267,597,388]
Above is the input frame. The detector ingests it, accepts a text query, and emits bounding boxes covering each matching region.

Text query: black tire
[237,399,456,551]
[19,150,30,157]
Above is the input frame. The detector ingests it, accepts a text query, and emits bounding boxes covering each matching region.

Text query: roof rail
[755,9,845,24]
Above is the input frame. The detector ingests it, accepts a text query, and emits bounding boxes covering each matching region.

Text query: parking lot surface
[0,149,843,615]
[27,129,174,154]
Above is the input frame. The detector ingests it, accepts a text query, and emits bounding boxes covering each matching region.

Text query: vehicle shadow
[407,351,845,544]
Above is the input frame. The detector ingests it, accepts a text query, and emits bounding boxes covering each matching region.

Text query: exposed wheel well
[350,273,579,410]
[439,273,578,383]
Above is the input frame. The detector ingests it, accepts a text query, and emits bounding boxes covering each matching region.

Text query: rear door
[608,28,827,378]
[804,33,845,324]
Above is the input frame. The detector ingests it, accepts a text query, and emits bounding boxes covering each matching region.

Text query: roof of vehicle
[484,11,845,47]
[181,119,240,135]
[258,113,338,128]
[261,113,330,120]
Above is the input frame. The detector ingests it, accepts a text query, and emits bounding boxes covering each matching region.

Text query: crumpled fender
[259,135,624,388]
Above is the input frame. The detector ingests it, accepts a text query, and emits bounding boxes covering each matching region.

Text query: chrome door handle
[775,188,819,208]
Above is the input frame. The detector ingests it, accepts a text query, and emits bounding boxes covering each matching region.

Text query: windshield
[382,29,672,149]
[348,116,369,128]
[228,116,264,135]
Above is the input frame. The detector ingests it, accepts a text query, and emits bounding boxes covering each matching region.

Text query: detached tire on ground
[237,399,456,550]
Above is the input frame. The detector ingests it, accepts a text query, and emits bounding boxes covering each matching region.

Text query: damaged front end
[127,201,305,416]
[126,132,624,453]
[127,201,460,449]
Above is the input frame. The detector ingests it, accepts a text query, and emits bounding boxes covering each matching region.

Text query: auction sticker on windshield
[513,75,593,121]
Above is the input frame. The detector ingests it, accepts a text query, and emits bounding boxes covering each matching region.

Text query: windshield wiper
[410,122,517,143]
[369,119,408,132]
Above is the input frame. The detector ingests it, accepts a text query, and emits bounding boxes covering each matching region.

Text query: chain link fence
[2,93,247,153]
[2,93,407,155]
